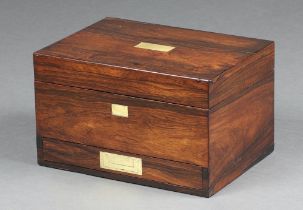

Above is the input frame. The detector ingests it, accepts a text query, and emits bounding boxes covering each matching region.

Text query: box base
[38,158,208,197]
[37,143,273,198]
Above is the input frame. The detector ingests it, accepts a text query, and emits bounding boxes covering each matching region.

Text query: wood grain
[34,17,272,81]
[209,42,274,109]
[34,54,209,108]
[90,17,271,53]
[209,71,274,195]
[42,137,204,190]
[34,18,273,108]
[35,81,208,167]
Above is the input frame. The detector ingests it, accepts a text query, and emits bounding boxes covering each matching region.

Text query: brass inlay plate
[100,151,142,175]
[134,42,175,52]
[111,104,128,118]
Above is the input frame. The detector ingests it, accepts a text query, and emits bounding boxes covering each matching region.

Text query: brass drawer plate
[100,151,142,175]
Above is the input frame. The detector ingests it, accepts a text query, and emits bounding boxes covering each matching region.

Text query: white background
[0,0,302,209]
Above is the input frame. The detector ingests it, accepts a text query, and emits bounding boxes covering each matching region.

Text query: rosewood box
[34,17,274,197]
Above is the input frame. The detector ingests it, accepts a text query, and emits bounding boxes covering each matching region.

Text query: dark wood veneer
[209,72,274,195]
[34,54,209,108]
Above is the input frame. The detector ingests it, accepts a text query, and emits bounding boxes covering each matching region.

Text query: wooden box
[34,17,274,197]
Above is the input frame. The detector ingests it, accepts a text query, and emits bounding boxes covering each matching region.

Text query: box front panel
[35,81,208,167]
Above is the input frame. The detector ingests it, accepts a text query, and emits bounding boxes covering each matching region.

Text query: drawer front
[42,138,204,189]
[35,81,208,167]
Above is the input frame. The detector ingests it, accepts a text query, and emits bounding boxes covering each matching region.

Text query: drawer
[35,82,208,167]
[42,138,204,190]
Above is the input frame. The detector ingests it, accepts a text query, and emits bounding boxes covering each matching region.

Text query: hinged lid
[34,17,272,109]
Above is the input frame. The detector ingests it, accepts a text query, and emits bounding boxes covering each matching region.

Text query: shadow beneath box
[0,111,37,165]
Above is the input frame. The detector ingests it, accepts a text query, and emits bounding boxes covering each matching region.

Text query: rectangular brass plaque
[100,152,142,175]
[111,104,128,117]
[134,42,175,52]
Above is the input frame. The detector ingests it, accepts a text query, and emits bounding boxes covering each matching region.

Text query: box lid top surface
[35,17,272,81]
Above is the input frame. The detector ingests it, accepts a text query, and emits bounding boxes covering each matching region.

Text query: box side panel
[208,45,274,195]
[34,54,209,109]
[209,42,274,109]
